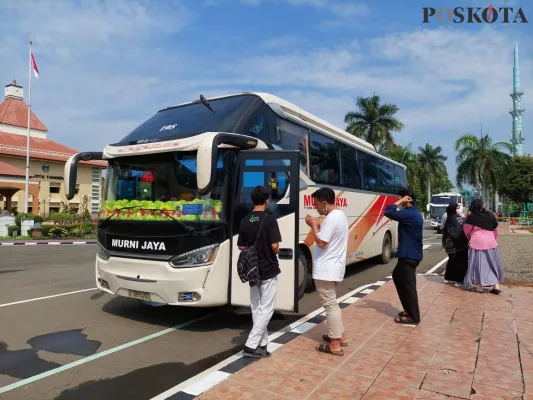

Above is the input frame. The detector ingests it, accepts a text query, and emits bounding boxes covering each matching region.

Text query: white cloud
[0,0,193,151]
[330,3,370,18]
[223,27,532,137]
[2,0,191,60]
[240,0,366,16]
[241,0,327,5]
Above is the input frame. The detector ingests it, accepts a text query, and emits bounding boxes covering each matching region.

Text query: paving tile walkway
[195,275,531,399]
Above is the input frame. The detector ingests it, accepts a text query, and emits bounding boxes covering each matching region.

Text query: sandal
[322,334,348,347]
[490,288,501,295]
[316,343,344,356]
[398,311,409,317]
[394,316,418,325]
[468,287,484,293]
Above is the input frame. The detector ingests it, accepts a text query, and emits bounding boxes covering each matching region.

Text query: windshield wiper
[200,94,214,113]
[98,208,122,229]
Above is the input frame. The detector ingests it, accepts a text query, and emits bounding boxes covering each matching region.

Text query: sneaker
[243,346,269,358]
[258,345,271,357]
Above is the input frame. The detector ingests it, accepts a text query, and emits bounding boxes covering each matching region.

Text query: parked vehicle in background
[427,192,466,233]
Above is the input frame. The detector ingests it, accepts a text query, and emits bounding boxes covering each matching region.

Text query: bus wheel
[378,232,392,264]
[298,250,309,300]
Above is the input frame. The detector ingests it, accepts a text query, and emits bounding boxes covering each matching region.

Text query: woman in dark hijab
[463,199,503,294]
[442,201,469,286]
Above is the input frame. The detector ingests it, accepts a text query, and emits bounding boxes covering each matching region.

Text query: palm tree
[384,143,418,181]
[455,134,513,208]
[344,95,403,152]
[418,144,447,210]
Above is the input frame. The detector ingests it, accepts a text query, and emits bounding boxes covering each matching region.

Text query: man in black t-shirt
[237,186,282,358]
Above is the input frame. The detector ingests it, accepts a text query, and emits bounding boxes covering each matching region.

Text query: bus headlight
[169,244,219,268]
[97,243,110,261]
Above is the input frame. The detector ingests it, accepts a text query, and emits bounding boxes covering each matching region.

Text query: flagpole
[24,40,32,214]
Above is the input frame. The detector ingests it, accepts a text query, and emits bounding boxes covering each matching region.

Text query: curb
[0,240,97,246]
[151,278,392,400]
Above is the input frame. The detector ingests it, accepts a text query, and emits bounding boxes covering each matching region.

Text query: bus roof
[162,92,406,169]
[432,192,462,197]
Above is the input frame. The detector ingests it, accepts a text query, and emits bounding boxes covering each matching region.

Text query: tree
[385,143,421,208]
[455,134,513,208]
[417,144,447,209]
[344,94,403,152]
[500,156,533,204]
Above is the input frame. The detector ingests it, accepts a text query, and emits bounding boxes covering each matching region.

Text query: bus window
[275,118,308,173]
[245,104,277,145]
[239,170,290,220]
[361,152,378,192]
[309,131,341,186]
[394,166,408,193]
[377,159,395,194]
[340,144,362,190]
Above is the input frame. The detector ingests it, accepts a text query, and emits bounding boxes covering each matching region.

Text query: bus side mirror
[196,133,260,195]
[64,152,104,200]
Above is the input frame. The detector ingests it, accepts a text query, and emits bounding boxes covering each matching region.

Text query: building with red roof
[0,80,106,216]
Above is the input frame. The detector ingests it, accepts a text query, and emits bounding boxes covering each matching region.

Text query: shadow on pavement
[100,296,306,337]
[55,345,245,400]
[357,299,400,317]
[0,329,101,380]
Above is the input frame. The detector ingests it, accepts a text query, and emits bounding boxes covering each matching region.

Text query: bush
[7,225,20,236]
[41,225,52,237]
[46,222,97,238]
[47,226,69,238]
[15,213,43,226]
[47,212,77,224]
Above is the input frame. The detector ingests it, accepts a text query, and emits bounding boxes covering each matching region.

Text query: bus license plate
[128,290,151,301]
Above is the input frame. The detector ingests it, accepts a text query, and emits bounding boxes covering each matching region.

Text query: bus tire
[378,232,392,264]
[297,248,310,300]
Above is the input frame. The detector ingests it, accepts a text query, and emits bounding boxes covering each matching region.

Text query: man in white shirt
[305,187,349,356]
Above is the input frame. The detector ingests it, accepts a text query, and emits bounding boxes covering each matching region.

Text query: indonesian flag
[31,52,39,79]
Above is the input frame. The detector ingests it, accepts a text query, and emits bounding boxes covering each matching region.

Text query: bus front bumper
[95,255,227,307]
[430,220,441,228]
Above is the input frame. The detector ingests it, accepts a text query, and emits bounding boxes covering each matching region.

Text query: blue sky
[0,0,532,188]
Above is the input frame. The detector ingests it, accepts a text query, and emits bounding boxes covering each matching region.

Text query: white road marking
[181,371,231,397]
[423,244,431,250]
[423,235,440,241]
[0,288,98,308]
[425,257,449,275]
[0,313,214,395]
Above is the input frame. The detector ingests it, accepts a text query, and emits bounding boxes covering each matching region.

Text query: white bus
[64,92,407,313]
[427,192,466,232]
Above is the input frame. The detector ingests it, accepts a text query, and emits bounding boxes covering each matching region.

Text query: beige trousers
[315,279,344,339]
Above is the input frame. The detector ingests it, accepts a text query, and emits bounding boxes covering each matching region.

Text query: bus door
[230,150,300,312]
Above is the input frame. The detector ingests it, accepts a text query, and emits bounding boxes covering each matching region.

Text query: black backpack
[237,215,266,287]
[445,216,469,248]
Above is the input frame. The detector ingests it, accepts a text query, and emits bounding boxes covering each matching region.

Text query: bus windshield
[101,151,225,222]
[117,95,261,145]
[431,195,458,205]
[430,206,446,219]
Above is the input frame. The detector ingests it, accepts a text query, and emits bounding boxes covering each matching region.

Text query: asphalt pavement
[0,224,445,400]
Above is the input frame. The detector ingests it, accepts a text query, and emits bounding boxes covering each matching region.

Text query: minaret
[510,42,525,157]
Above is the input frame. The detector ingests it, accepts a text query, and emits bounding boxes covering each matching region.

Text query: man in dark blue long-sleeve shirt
[384,188,423,325]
